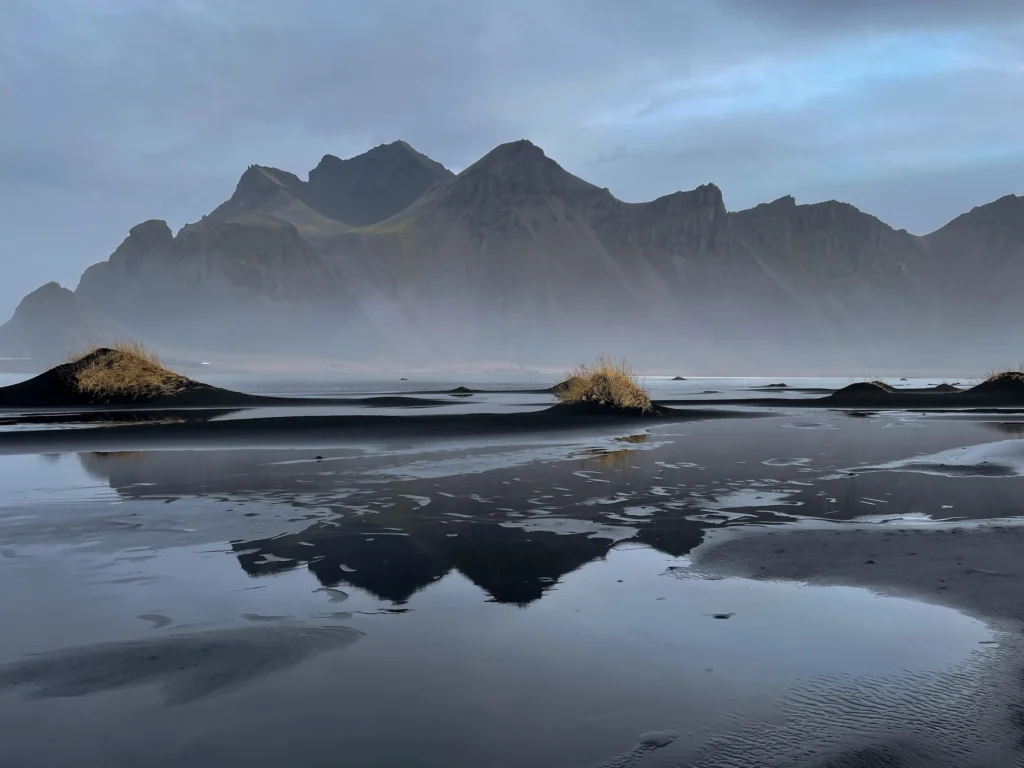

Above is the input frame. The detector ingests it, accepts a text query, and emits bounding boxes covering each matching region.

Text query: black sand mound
[657,374,1024,410]
[831,381,895,396]
[0,349,239,409]
[0,350,458,411]
[818,376,1022,408]
[969,370,1024,396]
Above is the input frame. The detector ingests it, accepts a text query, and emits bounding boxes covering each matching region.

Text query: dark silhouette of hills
[2,139,1020,371]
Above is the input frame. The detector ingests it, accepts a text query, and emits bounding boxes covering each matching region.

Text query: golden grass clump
[67,340,192,398]
[555,355,653,412]
[983,364,1024,384]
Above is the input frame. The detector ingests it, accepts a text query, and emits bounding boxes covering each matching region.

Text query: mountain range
[2,138,1021,373]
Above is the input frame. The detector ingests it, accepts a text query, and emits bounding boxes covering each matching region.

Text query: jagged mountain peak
[235,165,304,192]
[450,139,607,203]
[17,281,73,310]
[0,280,137,362]
[767,194,797,209]
[306,141,453,227]
[661,183,725,207]
[100,219,174,272]
[932,193,1024,235]
[210,165,307,223]
[734,194,894,235]
[312,139,446,174]
[126,219,174,248]
[480,138,546,160]
[463,139,556,177]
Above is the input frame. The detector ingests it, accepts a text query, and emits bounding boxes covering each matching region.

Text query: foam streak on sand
[851,439,1024,478]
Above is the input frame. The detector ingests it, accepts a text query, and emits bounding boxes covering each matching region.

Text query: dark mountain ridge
[1,139,1019,372]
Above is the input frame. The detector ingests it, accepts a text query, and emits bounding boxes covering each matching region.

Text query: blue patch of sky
[588,31,981,134]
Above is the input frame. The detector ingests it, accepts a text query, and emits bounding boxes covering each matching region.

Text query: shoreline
[0,403,769,454]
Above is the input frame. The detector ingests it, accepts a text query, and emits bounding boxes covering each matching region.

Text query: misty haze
[1,2,1024,767]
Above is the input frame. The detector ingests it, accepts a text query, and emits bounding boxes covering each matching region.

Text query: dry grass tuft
[64,339,162,367]
[983,363,1024,384]
[555,355,653,412]
[65,340,192,398]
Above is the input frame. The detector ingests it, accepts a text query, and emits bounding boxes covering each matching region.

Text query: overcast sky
[1,0,1022,315]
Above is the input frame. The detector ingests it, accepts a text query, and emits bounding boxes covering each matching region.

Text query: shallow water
[0,378,1022,765]
[0,540,995,768]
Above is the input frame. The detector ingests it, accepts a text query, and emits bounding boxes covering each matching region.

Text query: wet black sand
[3,403,1024,766]
[0,625,364,705]
[694,521,1024,630]
[684,522,1024,766]
[0,403,767,454]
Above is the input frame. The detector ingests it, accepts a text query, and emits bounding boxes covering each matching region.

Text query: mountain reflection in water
[73,443,747,606]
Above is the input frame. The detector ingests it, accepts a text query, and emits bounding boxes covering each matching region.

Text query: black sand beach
[1,374,1024,767]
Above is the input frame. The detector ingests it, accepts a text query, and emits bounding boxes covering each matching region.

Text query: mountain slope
[307,140,454,226]
[208,141,453,239]
[208,166,349,240]
[0,138,1020,371]
[0,282,141,364]
[332,140,940,366]
[71,214,367,356]
[728,196,932,328]
[922,194,1024,324]
[333,141,660,362]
